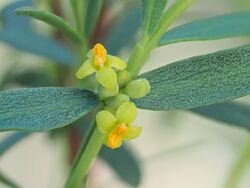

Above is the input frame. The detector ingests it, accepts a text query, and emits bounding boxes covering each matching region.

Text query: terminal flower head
[76,43,127,89]
[96,102,142,149]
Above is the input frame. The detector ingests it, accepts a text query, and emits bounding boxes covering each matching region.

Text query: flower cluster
[76,43,150,149]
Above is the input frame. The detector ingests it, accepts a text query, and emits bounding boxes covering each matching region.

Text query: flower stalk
[65,123,105,188]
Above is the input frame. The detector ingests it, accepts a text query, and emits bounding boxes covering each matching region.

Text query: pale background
[0,0,250,188]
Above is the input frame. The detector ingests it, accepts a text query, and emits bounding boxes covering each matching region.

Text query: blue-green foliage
[0,0,76,65]
[191,102,250,131]
[103,2,141,55]
[136,44,250,110]
[0,88,99,131]
[100,145,141,186]
[159,12,250,45]
[0,132,30,155]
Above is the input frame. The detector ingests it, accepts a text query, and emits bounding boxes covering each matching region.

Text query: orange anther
[93,43,107,67]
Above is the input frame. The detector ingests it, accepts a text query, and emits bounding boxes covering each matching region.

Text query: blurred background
[0,0,250,187]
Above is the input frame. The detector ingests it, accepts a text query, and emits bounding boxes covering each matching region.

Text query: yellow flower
[96,102,143,149]
[76,43,127,89]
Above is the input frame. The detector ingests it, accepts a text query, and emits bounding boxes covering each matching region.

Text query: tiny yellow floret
[107,132,122,149]
[106,123,129,149]
[115,123,129,135]
[93,43,107,67]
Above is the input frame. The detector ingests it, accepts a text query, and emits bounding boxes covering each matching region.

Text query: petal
[116,102,137,125]
[107,55,127,70]
[96,110,117,134]
[87,49,94,59]
[96,67,117,89]
[75,60,96,79]
[122,126,143,140]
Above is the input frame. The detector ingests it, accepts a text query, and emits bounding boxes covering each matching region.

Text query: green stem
[127,0,197,76]
[224,134,250,188]
[65,123,105,188]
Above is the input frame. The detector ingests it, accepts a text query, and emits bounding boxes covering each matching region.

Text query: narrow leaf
[141,0,150,22]
[0,171,20,188]
[0,88,99,131]
[0,132,30,156]
[3,70,55,87]
[159,12,250,46]
[85,0,104,36]
[142,0,168,35]
[15,7,82,43]
[103,2,141,55]
[100,145,141,187]
[190,102,250,131]
[135,44,250,110]
[0,0,76,65]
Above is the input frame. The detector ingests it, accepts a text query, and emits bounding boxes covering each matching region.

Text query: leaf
[100,145,141,187]
[0,171,20,188]
[0,0,76,65]
[85,0,104,36]
[0,88,99,131]
[103,2,141,55]
[3,70,55,88]
[135,44,250,110]
[142,0,168,35]
[159,11,250,46]
[190,102,250,130]
[15,7,82,43]
[0,132,30,156]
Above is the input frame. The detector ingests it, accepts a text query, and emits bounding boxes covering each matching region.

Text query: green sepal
[123,126,143,141]
[116,102,137,125]
[125,78,151,99]
[104,93,130,111]
[75,60,96,79]
[96,67,117,89]
[117,70,132,88]
[98,83,119,100]
[96,110,117,133]
[107,55,127,70]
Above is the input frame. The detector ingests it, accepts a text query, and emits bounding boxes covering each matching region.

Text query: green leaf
[2,70,55,88]
[85,0,104,36]
[142,0,168,35]
[0,0,76,65]
[0,171,20,188]
[190,102,250,131]
[0,88,99,131]
[15,7,82,43]
[103,2,141,55]
[100,145,141,187]
[159,11,250,46]
[0,132,30,156]
[135,44,250,110]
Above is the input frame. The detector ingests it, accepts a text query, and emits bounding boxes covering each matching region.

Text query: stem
[127,0,197,76]
[224,135,250,188]
[65,123,105,188]
[69,0,89,64]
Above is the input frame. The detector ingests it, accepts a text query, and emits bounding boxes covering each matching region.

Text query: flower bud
[124,78,151,99]
[117,70,132,88]
[98,83,119,100]
[104,93,130,110]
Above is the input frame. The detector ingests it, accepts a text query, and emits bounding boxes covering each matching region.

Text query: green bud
[117,70,132,88]
[124,79,151,99]
[98,83,119,100]
[104,93,130,110]
[96,110,117,133]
